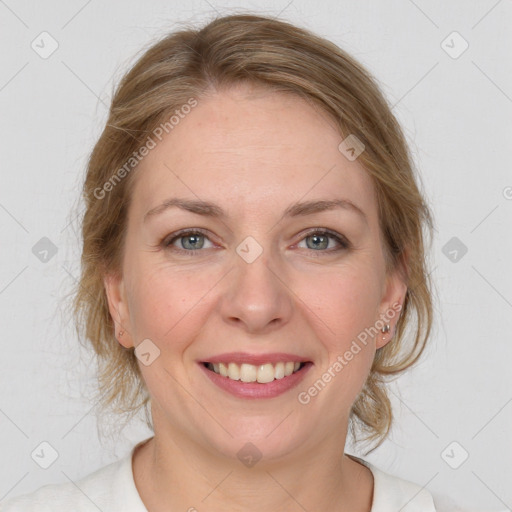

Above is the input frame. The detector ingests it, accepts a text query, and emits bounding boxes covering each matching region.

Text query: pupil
[183,234,203,250]
[308,234,327,250]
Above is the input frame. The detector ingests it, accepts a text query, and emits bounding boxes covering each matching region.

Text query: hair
[73,13,435,452]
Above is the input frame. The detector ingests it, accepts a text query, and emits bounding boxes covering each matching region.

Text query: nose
[219,250,293,334]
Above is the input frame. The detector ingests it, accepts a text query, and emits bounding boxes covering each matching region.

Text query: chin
[198,414,314,467]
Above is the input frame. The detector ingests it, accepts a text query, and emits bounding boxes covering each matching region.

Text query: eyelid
[162,228,217,252]
[161,227,351,254]
[294,227,351,251]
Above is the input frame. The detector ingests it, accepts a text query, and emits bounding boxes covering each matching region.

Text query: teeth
[256,363,275,384]
[240,363,257,382]
[219,362,228,377]
[227,362,240,380]
[274,362,285,379]
[207,361,304,382]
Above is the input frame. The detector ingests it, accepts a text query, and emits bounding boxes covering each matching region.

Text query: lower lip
[199,362,313,399]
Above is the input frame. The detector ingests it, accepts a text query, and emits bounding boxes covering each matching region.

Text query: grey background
[0,0,511,510]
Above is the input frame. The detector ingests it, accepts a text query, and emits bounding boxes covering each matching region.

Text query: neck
[132,421,374,512]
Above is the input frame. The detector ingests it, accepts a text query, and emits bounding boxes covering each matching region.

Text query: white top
[1,438,458,511]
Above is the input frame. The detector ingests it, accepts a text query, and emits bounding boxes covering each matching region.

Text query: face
[104,83,406,463]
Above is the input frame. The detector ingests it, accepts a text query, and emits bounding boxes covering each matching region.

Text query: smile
[199,352,313,399]
[204,361,305,383]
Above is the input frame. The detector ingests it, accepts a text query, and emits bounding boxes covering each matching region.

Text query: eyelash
[162,228,351,256]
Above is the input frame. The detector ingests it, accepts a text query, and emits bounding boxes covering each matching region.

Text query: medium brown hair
[73,13,434,451]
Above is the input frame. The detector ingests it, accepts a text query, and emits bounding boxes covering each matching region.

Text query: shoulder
[349,455,459,512]
[0,451,141,512]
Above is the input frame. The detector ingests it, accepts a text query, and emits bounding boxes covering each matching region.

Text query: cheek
[292,262,381,404]
[125,262,218,344]
[295,262,382,348]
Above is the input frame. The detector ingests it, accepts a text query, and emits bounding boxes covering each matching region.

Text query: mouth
[199,352,313,399]
[202,361,308,383]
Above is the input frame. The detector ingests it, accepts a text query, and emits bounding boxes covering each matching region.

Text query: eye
[296,229,350,252]
[163,229,215,254]
[161,227,350,256]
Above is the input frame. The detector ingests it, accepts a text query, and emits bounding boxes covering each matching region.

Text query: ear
[103,272,134,348]
[376,260,408,350]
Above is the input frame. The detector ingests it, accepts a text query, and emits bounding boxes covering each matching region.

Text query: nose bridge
[220,241,293,332]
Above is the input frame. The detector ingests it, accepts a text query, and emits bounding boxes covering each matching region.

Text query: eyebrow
[144,197,367,224]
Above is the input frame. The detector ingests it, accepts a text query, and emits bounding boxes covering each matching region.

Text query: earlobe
[376,266,408,350]
[103,273,134,348]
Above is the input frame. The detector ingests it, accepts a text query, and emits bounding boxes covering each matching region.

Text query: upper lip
[201,352,310,366]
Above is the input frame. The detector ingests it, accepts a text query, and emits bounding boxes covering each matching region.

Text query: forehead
[130,85,377,223]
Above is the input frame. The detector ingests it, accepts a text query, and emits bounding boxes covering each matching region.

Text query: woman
[2,13,457,511]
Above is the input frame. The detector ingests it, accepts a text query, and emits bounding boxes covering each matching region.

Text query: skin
[104,82,407,512]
